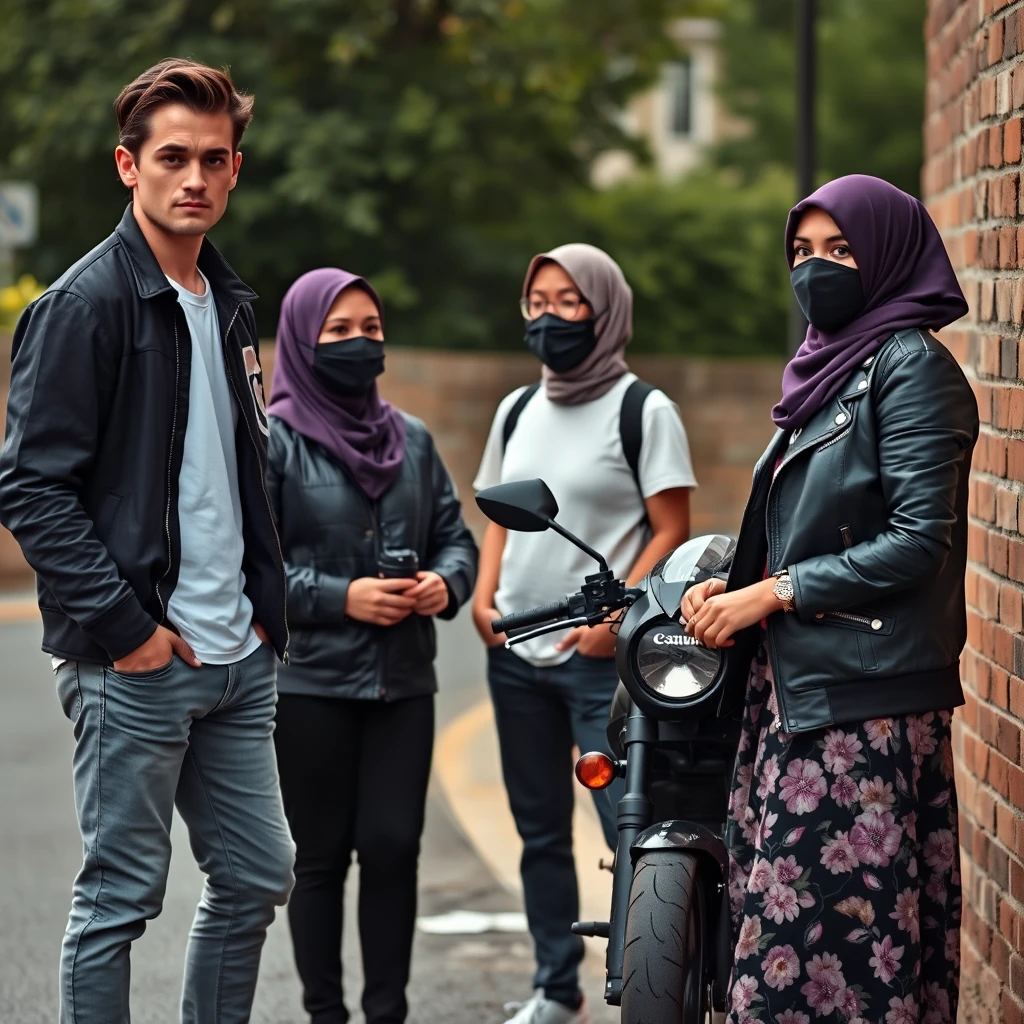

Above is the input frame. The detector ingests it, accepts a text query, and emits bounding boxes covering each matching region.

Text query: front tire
[621,851,708,1024]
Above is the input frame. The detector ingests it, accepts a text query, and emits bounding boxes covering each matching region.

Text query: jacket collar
[114,203,258,303]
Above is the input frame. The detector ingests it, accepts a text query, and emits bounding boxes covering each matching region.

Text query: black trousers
[274,693,435,1024]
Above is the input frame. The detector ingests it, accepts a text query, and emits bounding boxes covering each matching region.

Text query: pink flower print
[923,981,952,1024]
[762,944,800,990]
[923,829,957,874]
[907,855,919,880]
[731,974,758,1013]
[800,952,847,1016]
[858,775,896,814]
[820,831,859,874]
[757,755,781,799]
[783,826,805,847]
[866,718,896,755]
[763,882,800,924]
[862,871,884,891]
[839,988,863,1019]
[735,915,762,960]
[940,738,954,780]
[822,729,863,774]
[926,874,948,907]
[804,920,823,946]
[885,994,919,1024]
[850,810,903,868]
[945,927,960,969]
[907,713,937,763]
[890,887,921,943]
[797,890,816,909]
[754,809,778,848]
[780,759,828,815]
[732,763,754,817]
[778,1012,811,1024]
[830,774,859,807]
[869,934,905,984]
[748,856,774,894]
[773,855,802,885]
[741,810,759,846]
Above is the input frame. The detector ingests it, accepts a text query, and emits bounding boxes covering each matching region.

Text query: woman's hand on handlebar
[679,578,727,625]
[472,602,507,648]
[345,577,418,626]
[556,622,617,659]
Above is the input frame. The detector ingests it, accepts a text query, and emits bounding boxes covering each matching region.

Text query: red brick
[998,487,1021,530]
[993,124,1007,168]
[1001,583,1024,631]
[1007,117,1023,163]
[992,18,1007,66]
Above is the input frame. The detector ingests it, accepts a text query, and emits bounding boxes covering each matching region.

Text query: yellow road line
[434,698,614,961]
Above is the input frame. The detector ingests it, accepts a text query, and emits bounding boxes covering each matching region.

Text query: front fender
[630,819,727,880]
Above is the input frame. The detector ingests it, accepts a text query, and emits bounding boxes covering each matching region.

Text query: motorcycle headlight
[635,620,721,702]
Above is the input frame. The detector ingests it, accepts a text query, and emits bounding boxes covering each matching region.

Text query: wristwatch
[773,570,795,613]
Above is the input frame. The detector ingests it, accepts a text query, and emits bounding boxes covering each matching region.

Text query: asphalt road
[0,610,615,1024]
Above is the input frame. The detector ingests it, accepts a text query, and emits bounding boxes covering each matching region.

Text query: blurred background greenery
[0,0,924,353]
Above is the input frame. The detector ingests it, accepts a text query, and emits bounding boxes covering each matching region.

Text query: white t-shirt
[165,271,260,665]
[474,373,697,667]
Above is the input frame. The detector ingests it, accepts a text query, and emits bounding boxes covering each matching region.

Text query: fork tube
[605,704,656,1005]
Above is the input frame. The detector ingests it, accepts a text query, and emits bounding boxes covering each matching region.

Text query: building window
[666,58,693,139]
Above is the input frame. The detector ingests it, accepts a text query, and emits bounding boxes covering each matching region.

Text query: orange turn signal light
[575,752,618,791]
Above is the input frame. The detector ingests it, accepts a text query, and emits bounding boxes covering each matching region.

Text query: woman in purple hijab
[266,268,478,1024]
[682,176,978,1023]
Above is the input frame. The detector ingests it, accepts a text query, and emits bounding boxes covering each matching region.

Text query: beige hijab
[523,243,633,405]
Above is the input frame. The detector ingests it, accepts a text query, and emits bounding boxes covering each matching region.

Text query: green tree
[0,0,690,346]
[715,0,926,196]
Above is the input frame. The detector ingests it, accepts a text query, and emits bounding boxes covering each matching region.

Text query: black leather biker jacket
[724,329,979,734]
[0,205,287,665]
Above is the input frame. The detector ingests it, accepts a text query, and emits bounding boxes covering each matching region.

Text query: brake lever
[504,616,590,649]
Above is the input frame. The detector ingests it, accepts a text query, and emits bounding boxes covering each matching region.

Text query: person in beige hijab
[472,243,697,1024]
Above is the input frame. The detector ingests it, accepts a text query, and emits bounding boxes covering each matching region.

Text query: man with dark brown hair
[0,58,294,1023]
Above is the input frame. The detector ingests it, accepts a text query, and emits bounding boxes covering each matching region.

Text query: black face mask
[524,312,597,372]
[312,337,385,396]
[791,257,866,334]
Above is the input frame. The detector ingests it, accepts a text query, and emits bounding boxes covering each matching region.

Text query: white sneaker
[502,991,589,1023]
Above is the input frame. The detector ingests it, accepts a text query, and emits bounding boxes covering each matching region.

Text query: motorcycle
[477,478,746,1023]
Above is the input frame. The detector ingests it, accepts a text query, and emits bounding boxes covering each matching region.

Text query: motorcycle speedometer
[635,619,721,703]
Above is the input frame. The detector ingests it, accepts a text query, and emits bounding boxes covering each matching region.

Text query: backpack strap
[502,382,541,453]
[620,378,655,495]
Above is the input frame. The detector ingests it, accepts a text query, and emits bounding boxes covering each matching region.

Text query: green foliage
[0,0,688,346]
[565,170,794,355]
[0,0,927,356]
[716,0,926,196]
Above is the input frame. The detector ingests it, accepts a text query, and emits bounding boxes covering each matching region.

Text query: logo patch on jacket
[242,346,269,437]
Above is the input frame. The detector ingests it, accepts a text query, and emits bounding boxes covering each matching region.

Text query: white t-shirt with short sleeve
[474,372,697,667]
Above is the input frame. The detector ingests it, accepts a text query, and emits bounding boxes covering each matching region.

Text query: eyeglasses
[519,293,590,321]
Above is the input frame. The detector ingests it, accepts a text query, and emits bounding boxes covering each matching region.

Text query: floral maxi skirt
[725,646,961,1024]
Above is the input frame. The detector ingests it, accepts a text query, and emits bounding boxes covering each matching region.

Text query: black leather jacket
[725,329,979,734]
[268,417,478,701]
[0,205,287,664]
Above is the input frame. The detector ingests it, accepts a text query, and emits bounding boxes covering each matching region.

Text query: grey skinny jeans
[54,643,295,1023]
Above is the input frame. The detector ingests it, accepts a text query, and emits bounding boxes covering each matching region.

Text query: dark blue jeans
[487,645,623,1007]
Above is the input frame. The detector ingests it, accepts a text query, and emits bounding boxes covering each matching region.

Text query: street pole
[790,0,816,354]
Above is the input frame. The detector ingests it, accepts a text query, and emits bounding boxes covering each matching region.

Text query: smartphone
[377,548,420,579]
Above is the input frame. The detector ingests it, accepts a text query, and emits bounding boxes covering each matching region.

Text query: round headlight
[635,619,721,702]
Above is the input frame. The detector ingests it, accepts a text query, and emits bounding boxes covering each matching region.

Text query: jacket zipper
[816,426,852,453]
[817,610,881,629]
[154,314,182,620]
[352,485,387,697]
[221,304,291,662]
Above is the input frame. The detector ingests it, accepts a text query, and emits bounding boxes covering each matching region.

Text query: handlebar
[492,599,571,635]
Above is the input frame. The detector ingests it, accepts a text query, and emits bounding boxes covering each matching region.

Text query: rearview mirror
[476,479,559,533]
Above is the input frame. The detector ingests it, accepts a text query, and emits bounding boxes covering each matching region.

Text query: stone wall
[925,2,1024,1020]
[0,333,782,585]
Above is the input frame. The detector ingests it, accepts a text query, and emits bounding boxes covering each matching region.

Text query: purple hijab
[773,174,968,430]
[268,268,406,500]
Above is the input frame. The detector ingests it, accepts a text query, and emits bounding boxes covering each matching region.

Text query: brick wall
[0,334,783,584]
[926,2,1024,1020]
